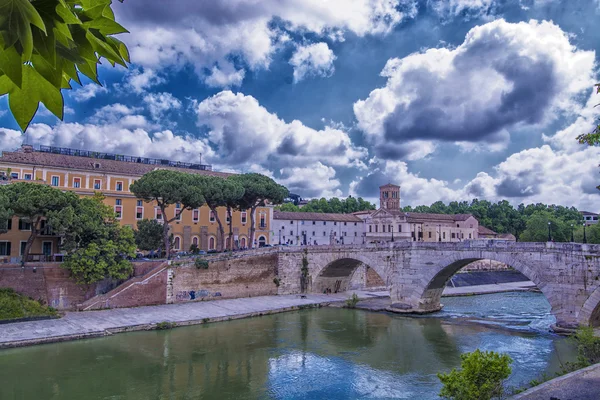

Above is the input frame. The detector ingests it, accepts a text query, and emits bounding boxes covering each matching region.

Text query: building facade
[0,145,273,261]
[271,211,364,245]
[581,211,599,226]
[363,184,480,243]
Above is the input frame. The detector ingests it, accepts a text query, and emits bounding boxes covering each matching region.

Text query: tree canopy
[130,170,205,258]
[277,196,376,214]
[134,218,163,252]
[0,0,130,131]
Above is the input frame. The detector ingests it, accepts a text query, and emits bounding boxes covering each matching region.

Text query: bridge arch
[578,285,600,327]
[413,250,565,325]
[313,257,388,294]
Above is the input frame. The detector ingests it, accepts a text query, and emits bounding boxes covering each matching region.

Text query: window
[369,225,372,233]
[461,233,464,239]
[210,210,216,222]
[226,212,231,223]
[73,177,81,188]
[19,219,31,231]
[260,214,266,228]
[456,224,459,228]
[354,232,357,237]
[382,225,386,233]
[343,232,347,236]
[375,225,378,233]
[20,241,27,256]
[323,221,327,226]
[334,222,337,226]
[428,232,432,238]
[383,191,388,198]
[469,233,472,239]
[51,176,59,186]
[175,205,182,221]
[451,233,455,239]
[114,201,122,219]
[0,242,11,256]
[173,236,181,250]
[312,231,315,236]
[470,224,473,228]
[312,221,316,225]
[290,230,293,236]
[192,236,199,247]
[241,211,247,224]
[443,232,446,239]
[192,209,199,223]
[10,172,19,179]
[136,205,144,220]
[209,237,216,250]
[0,219,11,231]
[24,173,32,180]
[344,222,347,226]
[323,232,326,236]
[94,179,101,190]
[290,221,294,224]
[116,181,123,191]
[116,199,122,206]
[354,222,357,226]
[155,208,162,220]
[389,225,392,232]
[398,225,402,232]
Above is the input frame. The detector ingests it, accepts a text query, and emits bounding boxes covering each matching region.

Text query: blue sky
[1,0,599,209]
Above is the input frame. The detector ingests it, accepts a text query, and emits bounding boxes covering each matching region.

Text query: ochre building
[0,145,273,261]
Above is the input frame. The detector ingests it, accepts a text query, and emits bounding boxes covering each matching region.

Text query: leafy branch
[0,0,130,131]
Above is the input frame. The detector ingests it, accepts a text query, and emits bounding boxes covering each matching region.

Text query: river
[0,292,576,399]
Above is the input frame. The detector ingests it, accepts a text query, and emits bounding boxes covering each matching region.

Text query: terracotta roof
[274,211,363,222]
[352,210,374,215]
[380,183,400,188]
[498,233,516,240]
[0,150,231,178]
[580,211,598,216]
[478,226,497,235]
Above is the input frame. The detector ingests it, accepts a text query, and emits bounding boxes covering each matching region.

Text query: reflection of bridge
[271,241,600,330]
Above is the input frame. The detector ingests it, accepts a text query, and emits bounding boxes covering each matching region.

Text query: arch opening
[313,258,386,294]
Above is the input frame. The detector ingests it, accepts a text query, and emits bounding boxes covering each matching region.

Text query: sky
[0,0,599,210]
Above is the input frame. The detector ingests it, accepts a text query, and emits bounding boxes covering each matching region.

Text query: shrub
[345,293,360,308]
[195,258,209,270]
[156,321,176,330]
[438,349,512,400]
[0,288,58,321]
[273,277,280,287]
[562,326,600,373]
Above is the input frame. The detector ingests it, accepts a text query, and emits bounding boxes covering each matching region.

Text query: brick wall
[169,254,279,303]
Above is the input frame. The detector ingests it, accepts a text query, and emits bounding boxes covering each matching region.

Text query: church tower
[379,183,401,210]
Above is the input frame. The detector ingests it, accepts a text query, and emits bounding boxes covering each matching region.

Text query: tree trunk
[212,207,225,252]
[227,206,234,251]
[250,206,257,248]
[22,216,40,266]
[161,206,170,259]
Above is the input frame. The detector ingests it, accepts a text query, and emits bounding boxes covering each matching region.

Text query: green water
[0,292,576,399]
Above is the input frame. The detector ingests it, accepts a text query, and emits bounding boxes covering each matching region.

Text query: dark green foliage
[563,327,600,372]
[345,293,359,308]
[0,0,130,131]
[438,349,512,400]
[0,288,57,321]
[574,223,600,244]
[194,258,208,270]
[135,219,163,251]
[130,170,205,258]
[273,277,280,287]
[277,196,376,213]
[156,321,175,330]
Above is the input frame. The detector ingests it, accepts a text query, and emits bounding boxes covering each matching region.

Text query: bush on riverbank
[438,349,512,400]
[563,327,600,372]
[0,288,57,321]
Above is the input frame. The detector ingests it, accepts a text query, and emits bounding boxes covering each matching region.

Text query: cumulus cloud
[354,19,595,160]
[290,42,336,82]
[278,163,343,197]
[114,0,415,86]
[429,0,496,19]
[143,92,183,121]
[71,84,108,102]
[195,90,367,169]
[125,68,165,94]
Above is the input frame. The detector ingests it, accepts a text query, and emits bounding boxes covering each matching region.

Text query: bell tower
[379,184,401,210]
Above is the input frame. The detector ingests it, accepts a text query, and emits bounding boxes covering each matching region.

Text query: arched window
[173,236,181,250]
[240,237,247,248]
[225,236,230,250]
[192,236,199,246]
[209,236,216,250]
[258,236,266,247]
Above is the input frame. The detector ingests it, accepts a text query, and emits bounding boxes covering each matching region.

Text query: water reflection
[0,293,576,400]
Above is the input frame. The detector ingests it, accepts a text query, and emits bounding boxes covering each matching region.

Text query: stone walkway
[443,280,536,296]
[511,362,600,399]
[0,290,388,349]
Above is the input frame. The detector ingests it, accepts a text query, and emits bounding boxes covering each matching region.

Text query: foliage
[1,182,78,263]
[130,170,205,259]
[277,196,376,213]
[189,243,199,254]
[156,321,176,330]
[438,349,512,400]
[519,211,576,242]
[135,218,163,251]
[345,293,359,308]
[273,277,280,287]
[0,0,130,131]
[0,288,57,321]
[574,223,600,244]
[562,326,600,372]
[62,225,135,284]
[194,258,208,270]
[231,173,288,247]
[402,199,583,241]
[0,189,12,234]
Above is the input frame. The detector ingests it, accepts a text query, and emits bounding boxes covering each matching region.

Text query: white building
[581,211,599,226]
[271,211,365,246]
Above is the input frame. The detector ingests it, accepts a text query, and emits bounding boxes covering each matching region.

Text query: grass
[0,288,57,321]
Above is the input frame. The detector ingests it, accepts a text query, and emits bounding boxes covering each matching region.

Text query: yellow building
[0,145,273,261]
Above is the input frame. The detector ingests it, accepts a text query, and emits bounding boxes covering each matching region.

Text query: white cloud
[290,42,336,82]
[115,0,415,86]
[205,65,246,88]
[143,92,182,121]
[195,90,367,169]
[0,128,23,152]
[354,19,595,160]
[429,0,496,19]
[125,68,165,94]
[88,103,155,130]
[71,84,108,102]
[279,162,343,197]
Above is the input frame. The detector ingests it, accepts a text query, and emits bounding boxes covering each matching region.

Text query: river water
[0,292,576,400]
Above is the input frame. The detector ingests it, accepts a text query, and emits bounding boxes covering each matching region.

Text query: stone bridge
[273,240,600,330]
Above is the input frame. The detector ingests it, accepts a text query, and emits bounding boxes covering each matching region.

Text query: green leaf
[33,22,56,67]
[8,65,63,131]
[84,16,128,35]
[71,25,97,61]
[31,54,62,88]
[0,0,47,60]
[86,30,125,67]
[61,59,80,85]
[76,58,98,83]
[55,2,81,24]
[107,36,129,63]
[0,44,22,87]
[53,21,74,45]
[0,74,13,96]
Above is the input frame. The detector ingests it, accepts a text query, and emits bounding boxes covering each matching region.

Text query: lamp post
[571,224,574,243]
[391,225,394,242]
[279,228,281,245]
[583,223,587,244]
[438,224,441,242]
[362,232,366,245]
[548,221,551,242]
